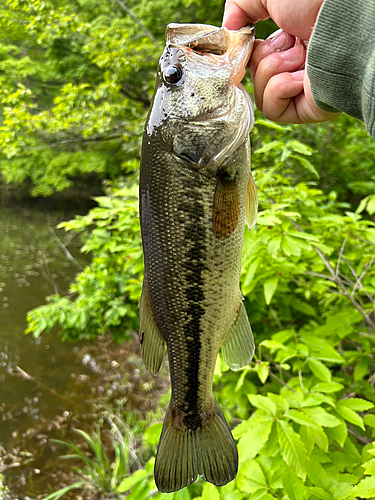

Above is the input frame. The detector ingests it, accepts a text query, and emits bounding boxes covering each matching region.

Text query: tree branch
[25,133,125,152]
[114,0,158,44]
[49,228,83,270]
[261,189,375,331]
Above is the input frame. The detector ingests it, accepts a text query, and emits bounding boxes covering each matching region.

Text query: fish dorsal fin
[221,300,255,371]
[139,281,166,375]
[246,172,258,230]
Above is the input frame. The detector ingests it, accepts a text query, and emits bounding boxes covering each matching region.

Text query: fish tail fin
[154,399,238,493]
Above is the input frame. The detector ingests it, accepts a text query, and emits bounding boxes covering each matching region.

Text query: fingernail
[269,31,289,50]
[291,70,304,81]
[280,44,304,63]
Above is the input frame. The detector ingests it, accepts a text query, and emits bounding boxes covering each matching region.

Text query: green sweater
[307,0,375,137]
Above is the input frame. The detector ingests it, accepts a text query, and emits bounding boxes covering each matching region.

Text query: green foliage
[7,0,374,497]
[0,475,8,500]
[43,416,138,499]
[26,183,142,342]
[30,122,375,499]
[0,0,227,195]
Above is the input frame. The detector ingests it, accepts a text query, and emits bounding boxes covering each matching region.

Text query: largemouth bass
[139,23,257,493]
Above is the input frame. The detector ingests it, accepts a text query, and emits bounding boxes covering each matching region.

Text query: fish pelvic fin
[221,299,255,371]
[139,280,166,376]
[154,399,238,493]
[245,171,258,230]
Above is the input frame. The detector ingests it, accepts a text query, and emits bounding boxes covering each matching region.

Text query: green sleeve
[307,0,375,137]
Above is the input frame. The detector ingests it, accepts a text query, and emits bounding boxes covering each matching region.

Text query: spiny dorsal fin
[245,172,258,230]
[139,281,166,376]
[221,299,255,371]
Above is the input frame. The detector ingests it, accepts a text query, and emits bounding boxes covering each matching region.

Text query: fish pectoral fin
[155,399,238,493]
[139,282,166,376]
[213,177,240,239]
[245,172,258,230]
[221,300,255,371]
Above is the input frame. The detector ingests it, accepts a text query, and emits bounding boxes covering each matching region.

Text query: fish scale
[139,23,258,493]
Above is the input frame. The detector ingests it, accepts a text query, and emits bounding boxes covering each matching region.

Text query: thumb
[222,0,269,29]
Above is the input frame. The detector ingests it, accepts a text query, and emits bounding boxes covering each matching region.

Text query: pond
[0,194,96,496]
[0,193,168,499]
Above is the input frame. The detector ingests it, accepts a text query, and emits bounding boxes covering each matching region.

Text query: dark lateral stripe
[177,182,207,428]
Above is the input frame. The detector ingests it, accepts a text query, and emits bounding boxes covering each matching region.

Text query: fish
[139,23,257,493]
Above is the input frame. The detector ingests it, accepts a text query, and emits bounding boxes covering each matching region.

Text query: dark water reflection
[0,195,94,498]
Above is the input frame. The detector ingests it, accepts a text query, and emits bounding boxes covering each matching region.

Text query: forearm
[307,0,375,137]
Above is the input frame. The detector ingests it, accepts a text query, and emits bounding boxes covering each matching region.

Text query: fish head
[146,23,255,171]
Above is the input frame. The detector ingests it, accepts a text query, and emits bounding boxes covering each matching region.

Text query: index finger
[222,0,269,30]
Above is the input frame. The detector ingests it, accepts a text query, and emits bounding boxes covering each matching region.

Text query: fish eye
[163,65,183,85]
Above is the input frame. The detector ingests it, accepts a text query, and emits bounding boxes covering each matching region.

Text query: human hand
[223,0,341,123]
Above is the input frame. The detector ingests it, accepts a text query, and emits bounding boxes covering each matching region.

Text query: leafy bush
[27,122,375,499]
[43,416,139,500]
[26,183,142,342]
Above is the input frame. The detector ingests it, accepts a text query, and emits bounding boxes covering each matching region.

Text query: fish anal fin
[155,399,238,493]
[221,300,255,371]
[245,172,258,230]
[213,178,240,239]
[139,281,166,376]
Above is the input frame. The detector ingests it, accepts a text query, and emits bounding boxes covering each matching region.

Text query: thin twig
[351,258,374,300]
[347,426,372,445]
[263,354,293,379]
[24,133,124,152]
[114,0,158,43]
[335,238,347,278]
[15,366,84,411]
[49,228,83,270]
[261,190,375,331]
[269,371,295,392]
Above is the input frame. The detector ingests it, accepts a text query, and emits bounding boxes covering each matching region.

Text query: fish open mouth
[166,23,255,84]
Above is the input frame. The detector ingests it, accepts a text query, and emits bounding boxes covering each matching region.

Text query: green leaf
[307,358,331,381]
[43,482,86,500]
[362,458,375,475]
[248,395,277,416]
[201,482,220,500]
[326,422,348,448]
[350,476,375,498]
[282,468,304,500]
[301,335,344,363]
[268,237,281,257]
[294,155,319,178]
[335,406,365,430]
[330,483,353,500]
[364,414,375,428]
[288,140,313,156]
[305,487,331,500]
[285,409,320,428]
[237,419,274,461]
[311,382,344,393]
[306,459,331,490]
[237,460,268,493]
[175,489,191,500]
[144,423,162,445]
[255,362,270,384]
[118,470,148,493]
[264,276,278,305]
[337,398,374,411]
[277,420,307,480]
[303,408,342,427]
[353,357,369,381]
